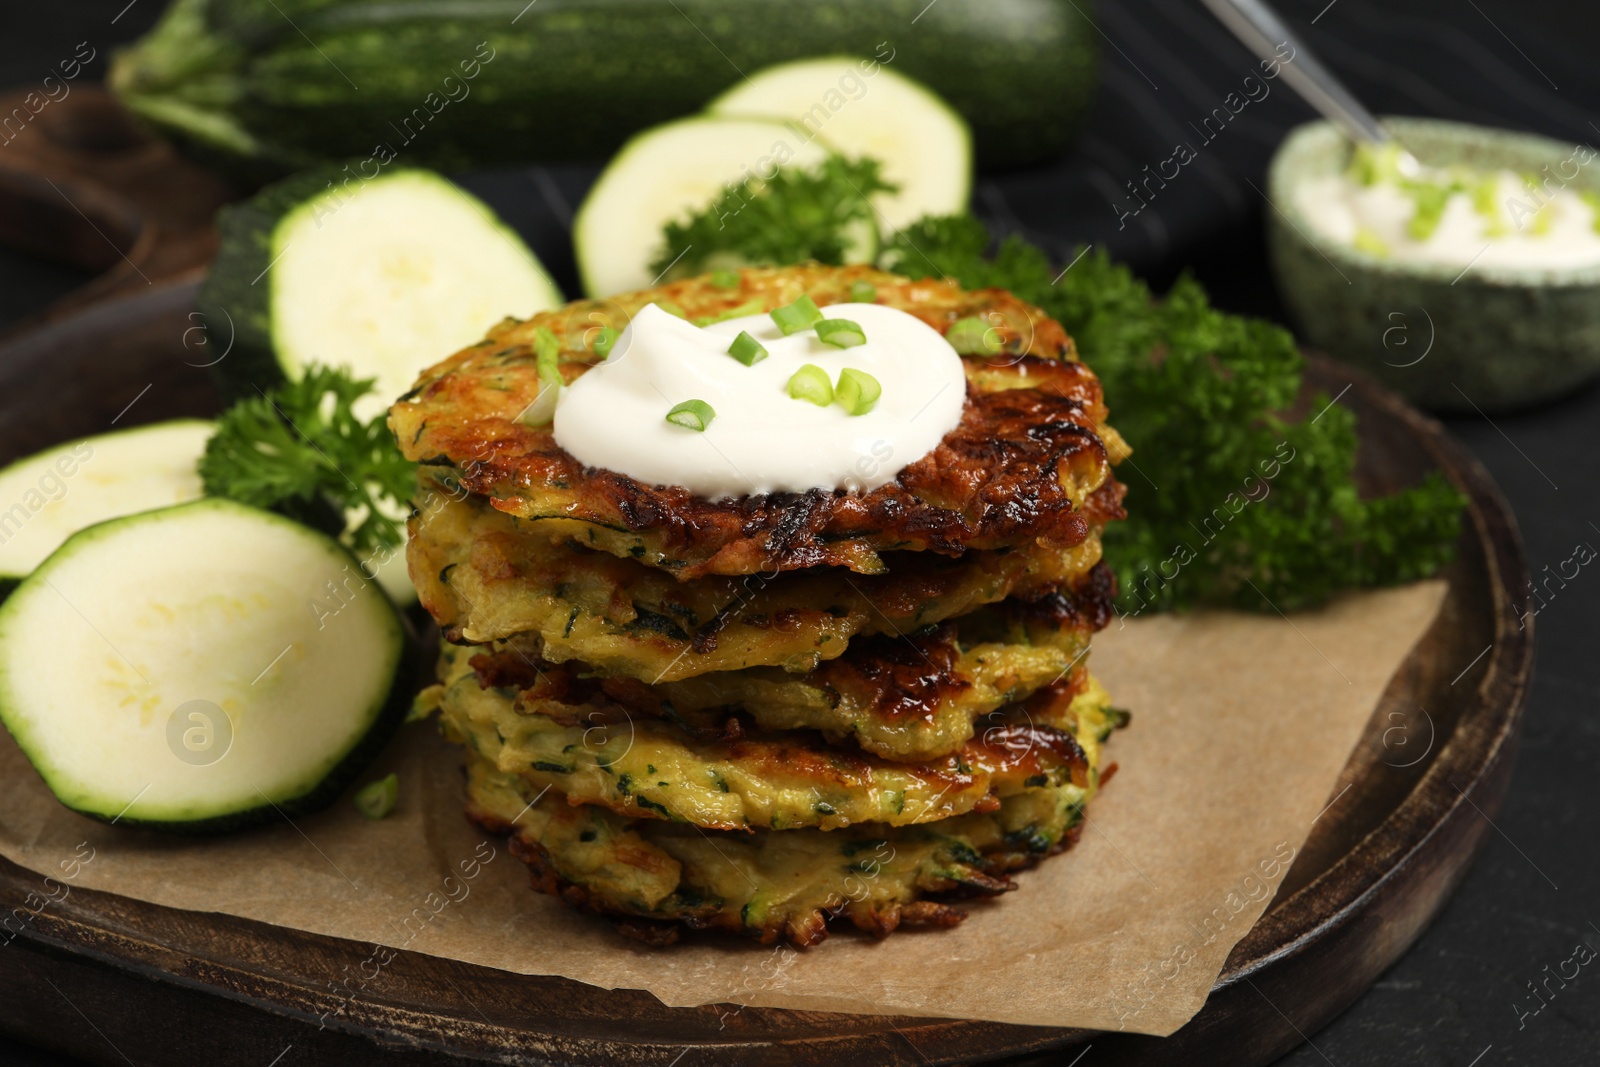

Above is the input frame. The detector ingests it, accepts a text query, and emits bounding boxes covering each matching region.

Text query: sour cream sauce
[552,302,967,499]
[1297,164,1600,270]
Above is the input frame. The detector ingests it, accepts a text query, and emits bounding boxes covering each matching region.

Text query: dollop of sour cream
[552,301,967,499]
[1296,143,1600,270]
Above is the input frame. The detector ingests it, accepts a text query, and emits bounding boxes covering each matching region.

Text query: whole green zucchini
[110,0,1097,178]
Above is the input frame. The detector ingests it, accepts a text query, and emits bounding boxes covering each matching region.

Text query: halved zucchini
[0,420,212,592]
[0,498,410,832]
[574,117,831,297]
[200,166,563,420]
[708,57,972,230]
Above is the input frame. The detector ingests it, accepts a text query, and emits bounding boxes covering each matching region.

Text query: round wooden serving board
[0,283,1532,1067]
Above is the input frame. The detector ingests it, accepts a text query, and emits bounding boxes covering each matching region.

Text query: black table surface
[1,2,1596,1065]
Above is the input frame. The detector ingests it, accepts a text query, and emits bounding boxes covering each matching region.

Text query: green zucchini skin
[197,164,346,402]
[112,0,1098,178]
[0,498,424,836]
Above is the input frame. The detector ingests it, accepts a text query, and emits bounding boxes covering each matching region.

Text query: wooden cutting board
[0,84,231,331]
[0,280,1532,1066]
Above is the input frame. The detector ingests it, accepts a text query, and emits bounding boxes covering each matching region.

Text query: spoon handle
[1200,0,1391,145]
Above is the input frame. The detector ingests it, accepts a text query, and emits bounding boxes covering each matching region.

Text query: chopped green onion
[770,295,823,335]
[1581,190,1600,234]
[1472,177,1508,237]
[532,325,560,364]
[591,326,619,359]
[1352,227,1389,258]
[1405,180,1456,240]
[665,398,715,431]
[1347,142,1404,187]
[787,364,834,406]
[1509,174,1556,235]
[815,318,866,349]
[835,368,881,416]
[849,280,877,303]
[518,326,563,426]
[692,298,766,326]
[1530,202,1556,236]
[727,331,768,366]
[354,773,399,820]
[709,269,741,289]
[946,316,1002,356]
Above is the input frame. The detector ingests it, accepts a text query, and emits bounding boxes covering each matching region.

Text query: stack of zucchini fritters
[392,265,1129,947]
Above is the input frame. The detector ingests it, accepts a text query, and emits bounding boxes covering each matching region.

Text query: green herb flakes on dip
[1295,141,1600,269]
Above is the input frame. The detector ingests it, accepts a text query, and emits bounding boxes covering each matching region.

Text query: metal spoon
[1199,0,1423,175]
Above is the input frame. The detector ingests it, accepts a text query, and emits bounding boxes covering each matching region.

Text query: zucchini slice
[574,117,831,297]
[200,166,563,420]
[0,420,212,591]
[0,498,409,832]
[709,57,972,231]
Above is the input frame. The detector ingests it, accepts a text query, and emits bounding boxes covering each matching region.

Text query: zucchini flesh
[575,117,830,297]
[709,57,972,230]
[199,166,559,608]
[202,167,562,421]
[0,420,212,583]
[0,498,407,831]
[110,0,1099,176]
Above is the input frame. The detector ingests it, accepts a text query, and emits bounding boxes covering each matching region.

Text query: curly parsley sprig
[650,155,895,281]
[199,365,415,553]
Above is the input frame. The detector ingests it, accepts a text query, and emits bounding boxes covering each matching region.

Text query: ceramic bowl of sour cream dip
[1267,116,1600,411]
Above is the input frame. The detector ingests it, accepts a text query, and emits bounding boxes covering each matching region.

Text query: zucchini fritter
[432,639,1104,831]
[462,571,1116,762]
[396,263,1131,946]
[463,685,1121,946]
[410,477,1111,680]
[391,265,1129,579]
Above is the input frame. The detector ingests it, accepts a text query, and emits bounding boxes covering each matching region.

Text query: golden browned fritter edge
[391,264,1127,579]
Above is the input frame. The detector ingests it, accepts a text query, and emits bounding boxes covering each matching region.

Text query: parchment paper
[0,581,1446,1037]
